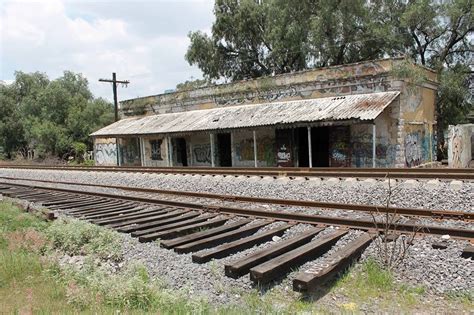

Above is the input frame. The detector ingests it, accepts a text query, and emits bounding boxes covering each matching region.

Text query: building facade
[91,58,438,168]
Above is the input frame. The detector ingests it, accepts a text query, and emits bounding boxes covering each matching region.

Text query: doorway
[175,138,188,166]
[311,127,329,167]
[296,127,309,167]
[217,133,232,167]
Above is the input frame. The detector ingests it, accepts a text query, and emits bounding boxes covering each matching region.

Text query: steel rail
[0,176,471,221]
[1,181,473,240]
[1,165,473,180]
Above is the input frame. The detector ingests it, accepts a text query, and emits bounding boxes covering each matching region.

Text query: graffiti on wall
[193,144,211,164]
[329,126,350,167]
[212,77,391,106]
[450,127,464,168]
[95,142,117,165]
[121,139,141,166]
[405,133,422,167]
[277,144,291,164]
[235,136,275,166]
[351,133,372,167]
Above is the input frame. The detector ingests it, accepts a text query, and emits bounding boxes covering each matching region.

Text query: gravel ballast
[0,168,472,307]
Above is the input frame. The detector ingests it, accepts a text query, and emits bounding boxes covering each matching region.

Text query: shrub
[46,218,122,261]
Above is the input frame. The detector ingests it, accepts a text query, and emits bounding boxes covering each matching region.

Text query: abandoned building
[91,57,439,168]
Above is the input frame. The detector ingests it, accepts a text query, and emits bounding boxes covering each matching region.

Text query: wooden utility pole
[99,73,130,166]
[99,73,130,122]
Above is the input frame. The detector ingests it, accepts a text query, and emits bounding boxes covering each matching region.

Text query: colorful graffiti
[193,144,211,164]
[95,142,117,165]
[235,136,275,166]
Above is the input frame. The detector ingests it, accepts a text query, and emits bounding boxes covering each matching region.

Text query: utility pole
[99,73,130,122]
[99,73,130,166]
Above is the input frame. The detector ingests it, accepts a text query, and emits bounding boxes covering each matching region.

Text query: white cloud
[0,0,214,101]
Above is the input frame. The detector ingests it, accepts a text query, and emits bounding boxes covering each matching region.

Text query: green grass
[0,200,472,314]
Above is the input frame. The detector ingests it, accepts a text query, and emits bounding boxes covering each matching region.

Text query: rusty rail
[0,176,471,221]
[1,181,473,240]
[1,165,473,180]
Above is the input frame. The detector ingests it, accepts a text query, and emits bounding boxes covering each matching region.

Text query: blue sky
[0,0,214,101]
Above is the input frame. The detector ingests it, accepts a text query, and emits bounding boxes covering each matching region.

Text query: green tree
[186,0,313,81]
[0,71,114,160]
[186,0,473,159]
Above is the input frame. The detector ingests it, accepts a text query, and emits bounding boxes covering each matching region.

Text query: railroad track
[1,176,472,221]
[1,164,474,180]
[0,181,473,292]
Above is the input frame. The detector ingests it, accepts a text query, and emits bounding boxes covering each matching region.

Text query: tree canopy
[186,0,473,157]
[0,71,114,160]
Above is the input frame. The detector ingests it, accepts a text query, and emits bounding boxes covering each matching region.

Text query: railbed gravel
[0,168,473,305]
[0,169,472,212]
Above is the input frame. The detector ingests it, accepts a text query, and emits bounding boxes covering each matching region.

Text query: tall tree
[186,0,473,158]
[0,71,114,160]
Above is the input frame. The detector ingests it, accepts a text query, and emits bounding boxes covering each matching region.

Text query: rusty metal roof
[91,91,399,137]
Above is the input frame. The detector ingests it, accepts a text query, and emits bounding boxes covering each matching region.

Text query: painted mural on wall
[235,136,275,166]
[95,142,117,165]
[193,144,211,164]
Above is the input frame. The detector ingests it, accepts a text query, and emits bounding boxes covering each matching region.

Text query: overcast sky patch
[0,0,214,101]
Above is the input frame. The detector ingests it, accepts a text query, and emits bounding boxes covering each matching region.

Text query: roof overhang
[91,91,400,138]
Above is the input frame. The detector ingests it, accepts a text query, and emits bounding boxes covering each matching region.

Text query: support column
[139,137,145,166]
[167,137,173,167]
[115,138,120,166]
[307,126,312,168]
[253,130,258,168]
[372,124,376,168]
[210,133,215,167]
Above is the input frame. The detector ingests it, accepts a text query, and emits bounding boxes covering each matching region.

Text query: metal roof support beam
[372,124,376,168]
[210,133,216,167]
[307,126,313,168]
[253,130,258,168]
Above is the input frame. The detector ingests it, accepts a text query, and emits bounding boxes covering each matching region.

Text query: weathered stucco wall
[448,124,473,168]
[232,128,276,167]
[92,58,438,168]
[142,136,169,167]
[94,138,117,166]
[397,83,437,167]
[118,138,141,166]
[120,58,412,117]
[188,133,212,166]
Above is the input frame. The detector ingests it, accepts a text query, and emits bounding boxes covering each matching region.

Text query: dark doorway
[311,127,330,167]
[175,138,188,166]
[217,133,232,167]
[296,127,309,167]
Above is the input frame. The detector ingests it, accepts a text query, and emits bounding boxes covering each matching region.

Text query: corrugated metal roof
[91,91,400,137]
